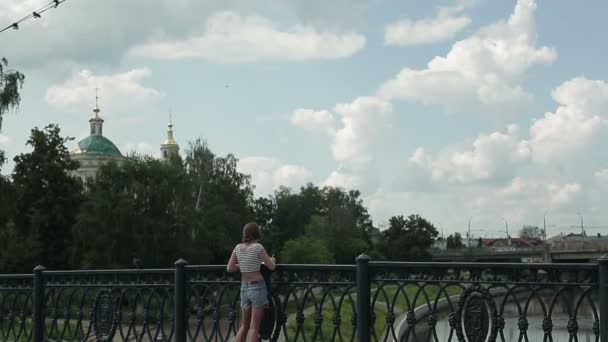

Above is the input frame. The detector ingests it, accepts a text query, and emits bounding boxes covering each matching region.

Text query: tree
[2,125,82,271]
[0,58,24,128]
[0,58,25,164]
[519,225,543,240]
[262,185,323,254]
[254,184,377,263]
[281,236,335,264]
[184,142,254,263]
[320,187,376,263]
[73,139,256,268]
[446,233,465,249]
[72,156,194,268]
[380,215,439,261]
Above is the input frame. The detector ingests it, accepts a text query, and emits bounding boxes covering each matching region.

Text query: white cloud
[0,134,9,147]
[408,125,530,185]
[528,77,608,162]
[596,169,608,188]
[123,142,157,157]
[384,1,474,46]
[498,177,524,198]
[45,68,163,112]
[292,97,393,190]
[323,170,362,189]
[332,97,393,169]
[290,109,337,136]
[129,11,365,63]
[238,157,313,195]
[547,182,581,208]
[1,1,367,67]
[379,0,556,115]
[271,0,372,26]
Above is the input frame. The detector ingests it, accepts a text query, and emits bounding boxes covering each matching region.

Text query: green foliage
[184,141,254,263]
[72,156,193,268]
[519,225,543,239]
[0,122,445,270]
[0,58,25,166]
[281,235,335,264]
[259,185,379,264]
[0,58,25,130]
[380,215,439,261]
[72,139,255,268]
[1,125,82,271]
[446,232,465,249]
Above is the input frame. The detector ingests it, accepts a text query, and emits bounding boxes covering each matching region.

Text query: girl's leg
[236,307,252,342]
[247,306,265,342]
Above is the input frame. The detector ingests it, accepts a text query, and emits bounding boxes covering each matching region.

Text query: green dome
[74,135,123,157]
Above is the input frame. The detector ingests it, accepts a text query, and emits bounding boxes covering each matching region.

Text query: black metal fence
[0,256,606,342]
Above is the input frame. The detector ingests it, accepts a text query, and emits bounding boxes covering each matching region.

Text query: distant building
[482,238,544,250]
[160,116,179,161]
[548,232,608,250]
[70,96,124,180]
[432,238,447,250]
[71,93,180,180]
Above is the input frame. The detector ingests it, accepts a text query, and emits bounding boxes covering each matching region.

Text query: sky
[1,0,607,238]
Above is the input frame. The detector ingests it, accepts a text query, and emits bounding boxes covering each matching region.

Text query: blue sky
[1,0,607,237]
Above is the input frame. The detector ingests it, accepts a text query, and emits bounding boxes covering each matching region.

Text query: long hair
[242,222,261,243]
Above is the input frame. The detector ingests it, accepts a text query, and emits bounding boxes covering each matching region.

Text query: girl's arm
[227,251,239,273]
[259,248,276,270]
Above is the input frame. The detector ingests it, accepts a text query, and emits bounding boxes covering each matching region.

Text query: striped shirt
[234,242,265,273]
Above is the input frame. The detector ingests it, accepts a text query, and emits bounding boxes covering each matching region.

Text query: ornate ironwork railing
[0,257,606,342]
[0,274,32,342]
[367,261,601,342]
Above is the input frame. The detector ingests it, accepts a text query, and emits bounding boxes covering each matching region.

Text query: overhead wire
[0,0,68,34]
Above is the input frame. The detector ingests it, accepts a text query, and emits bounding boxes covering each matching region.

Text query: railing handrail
[0,274,33,279]
[369,260,599,270]
[0,261,601,275]
[43,268,174,275]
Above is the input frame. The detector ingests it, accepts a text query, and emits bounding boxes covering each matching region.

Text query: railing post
[174,259,189,342]
[356,254,371,342]
[32,265,46,342]
[600,255,608,342]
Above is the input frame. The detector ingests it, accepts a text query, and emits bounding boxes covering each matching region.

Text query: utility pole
[503,218,510,246]
[543,211,548,242]
[468,216,472,248]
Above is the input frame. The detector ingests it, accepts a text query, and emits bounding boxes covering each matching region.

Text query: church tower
[71,89,124,180]
[161,114,179,160]
[89,93,103,136]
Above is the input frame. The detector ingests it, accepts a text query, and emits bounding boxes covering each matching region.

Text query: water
[423,313,596,341]
[407,294,598,342]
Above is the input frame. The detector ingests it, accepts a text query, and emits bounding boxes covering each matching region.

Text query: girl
[227,222,276,342]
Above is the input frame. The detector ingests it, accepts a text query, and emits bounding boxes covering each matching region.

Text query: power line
[0,0,69,34]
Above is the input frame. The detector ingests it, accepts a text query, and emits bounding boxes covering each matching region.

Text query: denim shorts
[240,280,268,309]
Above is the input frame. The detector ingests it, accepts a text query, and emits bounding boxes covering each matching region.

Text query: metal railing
[0,256,606,342]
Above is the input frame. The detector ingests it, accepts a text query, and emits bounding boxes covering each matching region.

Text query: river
[408,296,597,341]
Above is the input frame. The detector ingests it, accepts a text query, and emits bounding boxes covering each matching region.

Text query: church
[70,95,179,180]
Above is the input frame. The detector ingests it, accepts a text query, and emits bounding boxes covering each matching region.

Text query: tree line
[0,125,440,272]
[0,59,544,273]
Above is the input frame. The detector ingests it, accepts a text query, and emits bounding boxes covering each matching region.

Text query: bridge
[433,241,608,263]
[0,256,607,342]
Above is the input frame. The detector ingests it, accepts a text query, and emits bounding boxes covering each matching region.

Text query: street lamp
[543,211,548,242]
[502,218,509,237]
[577,212,585,236]
[468,216,472,248]
[502,218,510,246]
